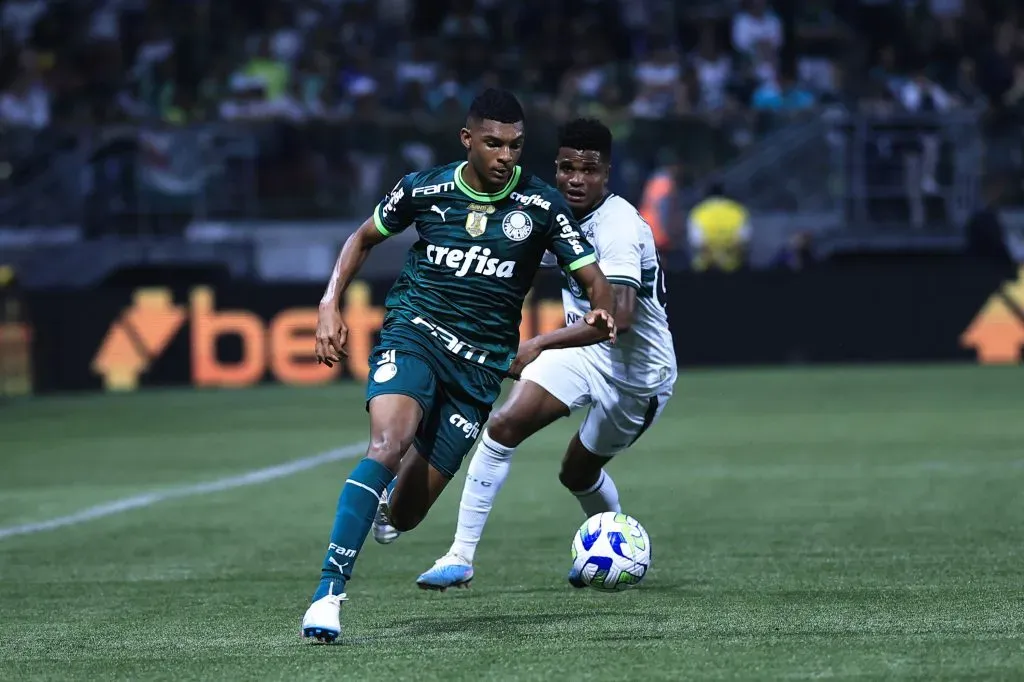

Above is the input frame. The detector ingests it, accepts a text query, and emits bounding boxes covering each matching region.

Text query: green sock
[312,458,395,601]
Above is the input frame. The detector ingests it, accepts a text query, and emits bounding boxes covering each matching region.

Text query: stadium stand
[0,0,1022,277]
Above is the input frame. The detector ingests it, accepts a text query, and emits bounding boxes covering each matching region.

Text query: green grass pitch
[1,365,1023,680]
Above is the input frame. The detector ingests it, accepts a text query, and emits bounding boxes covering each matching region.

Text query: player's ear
[459,128,472,152]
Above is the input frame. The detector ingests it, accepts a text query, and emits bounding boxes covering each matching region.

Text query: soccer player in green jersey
[301,89,616,643]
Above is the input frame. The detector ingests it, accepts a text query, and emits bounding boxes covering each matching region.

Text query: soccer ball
[570,512,651,591]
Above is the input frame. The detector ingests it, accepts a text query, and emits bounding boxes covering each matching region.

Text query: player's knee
[558,460,602,493]
[485,408,530,448]
[365,431,410,470]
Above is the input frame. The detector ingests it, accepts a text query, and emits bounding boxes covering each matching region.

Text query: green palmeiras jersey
[371,160,597,374]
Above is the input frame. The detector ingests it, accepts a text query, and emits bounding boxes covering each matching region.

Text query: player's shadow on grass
[389,612,605,637]
[385,612,678,644]
[502,582,694,596]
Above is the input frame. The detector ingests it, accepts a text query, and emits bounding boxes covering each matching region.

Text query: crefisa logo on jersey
[381,184,404,221]
[556,214,585,255]
[426,244,516,278]
[511,192,551,211]
[502,211,533,242]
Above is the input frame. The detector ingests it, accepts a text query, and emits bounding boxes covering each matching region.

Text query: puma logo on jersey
[426,244,516,278]
[449,414,481,439]
[430,205,450,221]
[556,213,585,255]
[511,192,551,211]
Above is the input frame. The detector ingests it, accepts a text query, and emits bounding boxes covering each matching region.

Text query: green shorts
[365,323,504,478]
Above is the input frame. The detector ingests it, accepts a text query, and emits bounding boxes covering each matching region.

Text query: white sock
[449,430,514,564]
[572,470,621,517]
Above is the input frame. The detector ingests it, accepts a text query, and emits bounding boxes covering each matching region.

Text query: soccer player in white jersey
[401,117,678,589]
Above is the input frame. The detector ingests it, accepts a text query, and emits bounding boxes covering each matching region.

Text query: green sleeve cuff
[373,206,392,237]
[567,253,597,271]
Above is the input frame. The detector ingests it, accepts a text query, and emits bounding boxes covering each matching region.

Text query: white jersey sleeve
[591,205,643,291]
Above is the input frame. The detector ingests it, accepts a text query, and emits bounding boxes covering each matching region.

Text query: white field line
[0,441,368,541]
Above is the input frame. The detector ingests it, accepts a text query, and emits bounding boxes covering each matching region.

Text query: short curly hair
[467,88,525,125]
[557,118,613,159]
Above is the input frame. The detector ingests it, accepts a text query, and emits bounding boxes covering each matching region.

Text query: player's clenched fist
[507,339,542,380]
[584,308,617,344]
[315,305,349,367]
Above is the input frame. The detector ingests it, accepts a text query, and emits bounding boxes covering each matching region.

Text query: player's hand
[315,305,349,367]
[507,339,542,381]
[585,308,617,344]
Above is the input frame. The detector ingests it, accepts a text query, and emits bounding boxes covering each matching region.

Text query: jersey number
[653,251,668,309]
[635,207,669,309]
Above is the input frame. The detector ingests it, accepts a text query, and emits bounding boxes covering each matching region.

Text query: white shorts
[518,347,673,457]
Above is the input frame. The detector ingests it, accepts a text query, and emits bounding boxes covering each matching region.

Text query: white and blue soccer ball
[570,512,651,591]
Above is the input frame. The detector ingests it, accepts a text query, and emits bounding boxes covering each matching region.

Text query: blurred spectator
[953,58,984,107]
[395,40,439,94]
[691,26,733,112]
[751,69,816,112]
[639,151,684,252]
[731,0,783,59]
[2,0,48,46]
[631,40,687,119]
[241,37,290,102]
[771,231,814,270]
[0,63,50,130]
[1001,58,1024,111]
[441,0,491,41]
[899,66,954,206]
[0,0,1022,234]
[687,182,751,272]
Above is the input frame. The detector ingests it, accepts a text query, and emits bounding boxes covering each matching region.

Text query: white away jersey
[561,193,678,396]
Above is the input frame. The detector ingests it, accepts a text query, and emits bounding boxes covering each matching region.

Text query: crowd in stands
[0,0,1022,268]
[2,0,1019,127]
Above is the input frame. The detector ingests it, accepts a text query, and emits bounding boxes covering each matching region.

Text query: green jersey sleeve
[372,174,417,237]
[545,196,598,272]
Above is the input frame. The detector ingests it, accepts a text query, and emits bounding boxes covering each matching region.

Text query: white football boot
[300,585,349,643]
[416,553,474,591]
[372,486,400,544]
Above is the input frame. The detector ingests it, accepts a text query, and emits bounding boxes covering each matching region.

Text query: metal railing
[0,109,993,241]
[0,111,789,230]
[701,108,985,236]
[839,109,983,235]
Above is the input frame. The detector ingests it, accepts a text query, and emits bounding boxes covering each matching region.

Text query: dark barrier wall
[22,257,1024,394]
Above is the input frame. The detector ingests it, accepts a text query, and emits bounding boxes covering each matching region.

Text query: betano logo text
[960,266,1024,364]
[91,284,566,391]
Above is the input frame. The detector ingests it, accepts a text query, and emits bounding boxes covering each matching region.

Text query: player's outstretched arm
[574,260,616,329]
[507,263,616,379]
[609,284,637,335]
[315,218,388,366]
